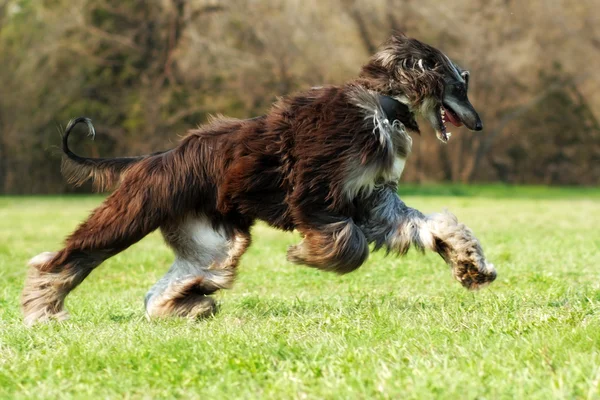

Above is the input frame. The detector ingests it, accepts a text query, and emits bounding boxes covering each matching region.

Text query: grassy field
[1,187,599,399]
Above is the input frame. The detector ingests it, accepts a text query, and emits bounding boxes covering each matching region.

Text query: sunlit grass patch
[0,189,599,399]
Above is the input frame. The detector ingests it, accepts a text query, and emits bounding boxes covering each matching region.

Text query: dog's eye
[449,83,467,98]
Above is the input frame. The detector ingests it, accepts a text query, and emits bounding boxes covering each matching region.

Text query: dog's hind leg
[21,179,169,326]
[145,216,251,319]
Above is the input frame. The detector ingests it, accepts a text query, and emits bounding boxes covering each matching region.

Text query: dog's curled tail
[61,117,164,191]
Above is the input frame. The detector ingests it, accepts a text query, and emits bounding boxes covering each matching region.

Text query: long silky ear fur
[360,32,453,106]
[60,117,162,191]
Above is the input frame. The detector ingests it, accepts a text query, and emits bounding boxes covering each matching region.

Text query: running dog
[22,33,496,325]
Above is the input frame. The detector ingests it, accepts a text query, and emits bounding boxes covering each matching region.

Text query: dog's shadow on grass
[98,292,492,325]
[230,293,440,319]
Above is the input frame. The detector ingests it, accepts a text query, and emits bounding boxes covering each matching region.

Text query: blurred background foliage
[0,0,598,193]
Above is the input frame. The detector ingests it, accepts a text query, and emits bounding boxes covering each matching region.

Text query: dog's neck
[378,95,404,123]
[349,73,420,134]
[352,76,392,96]
[372,91,420,134]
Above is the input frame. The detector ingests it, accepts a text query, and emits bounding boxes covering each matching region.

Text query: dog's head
[360,33,482,142]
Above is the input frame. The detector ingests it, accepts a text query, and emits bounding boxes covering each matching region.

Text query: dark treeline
[1,0,599,194]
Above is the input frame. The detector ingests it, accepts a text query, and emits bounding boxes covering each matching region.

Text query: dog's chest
[385,155,406,182]
[342,151,407,202]
[342,90,414,201]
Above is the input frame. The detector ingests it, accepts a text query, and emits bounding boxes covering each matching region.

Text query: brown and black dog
[22,33,496,325]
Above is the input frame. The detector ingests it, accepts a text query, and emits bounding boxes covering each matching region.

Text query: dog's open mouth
[435,104,463,142]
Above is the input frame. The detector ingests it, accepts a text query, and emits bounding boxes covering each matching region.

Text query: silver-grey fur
[357,184,496,289]
[342,87,413,201]
[145,215,250,319]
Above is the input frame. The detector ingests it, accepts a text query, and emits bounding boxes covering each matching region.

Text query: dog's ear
[461,71,470,90]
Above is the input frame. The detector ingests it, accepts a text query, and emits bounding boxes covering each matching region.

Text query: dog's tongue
[444,106,463,127]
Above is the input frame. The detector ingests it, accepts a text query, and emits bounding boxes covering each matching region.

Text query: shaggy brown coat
[22,33,496,325]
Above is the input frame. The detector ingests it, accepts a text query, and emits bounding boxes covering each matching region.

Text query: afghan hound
[22,33,496,325]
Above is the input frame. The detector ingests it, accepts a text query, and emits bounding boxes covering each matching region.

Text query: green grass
[1,187,599,399]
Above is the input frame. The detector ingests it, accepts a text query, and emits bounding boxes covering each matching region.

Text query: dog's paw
[453,261,497,290]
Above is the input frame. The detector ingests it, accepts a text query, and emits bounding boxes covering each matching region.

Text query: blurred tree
[0,0,598,193]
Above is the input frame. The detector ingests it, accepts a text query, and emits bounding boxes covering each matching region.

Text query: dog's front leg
[358,186,496,289]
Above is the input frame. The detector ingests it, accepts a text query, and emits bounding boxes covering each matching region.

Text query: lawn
[1,186,599,399]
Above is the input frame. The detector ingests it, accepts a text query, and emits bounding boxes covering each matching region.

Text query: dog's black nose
[474,120,483,131]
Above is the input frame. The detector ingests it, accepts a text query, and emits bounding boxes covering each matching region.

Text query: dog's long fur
[22,33,496,325]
